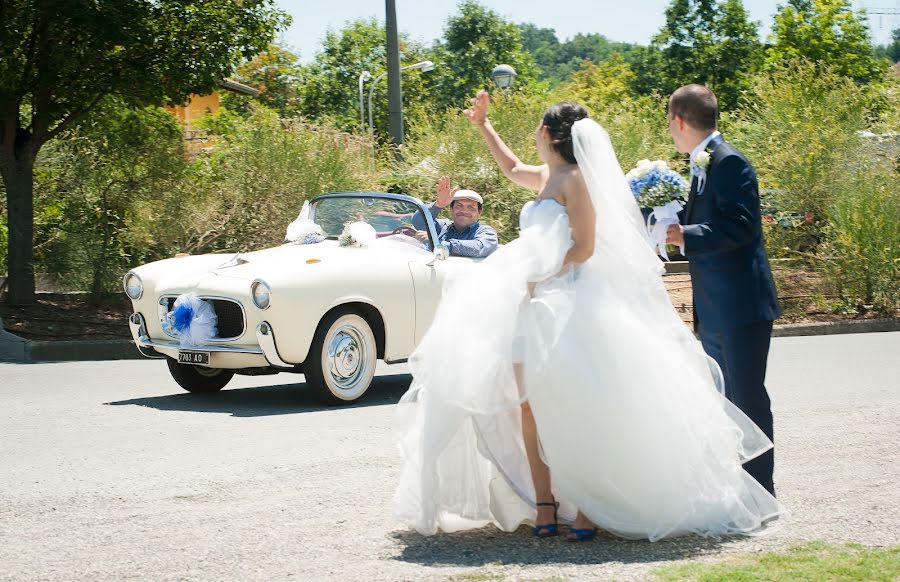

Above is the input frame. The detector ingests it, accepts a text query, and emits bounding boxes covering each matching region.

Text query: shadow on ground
[390,525,732,567]
[104,373,412,417]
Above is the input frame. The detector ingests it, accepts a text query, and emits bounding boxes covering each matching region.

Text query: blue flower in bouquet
[625,159,689,208]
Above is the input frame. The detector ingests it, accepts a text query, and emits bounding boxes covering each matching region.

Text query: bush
[31,101,186,300]
[166,105,382,254]
[730,60,872,256]
[821,167,900,314]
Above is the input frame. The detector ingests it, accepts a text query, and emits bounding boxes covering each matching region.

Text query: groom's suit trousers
[698,320,775,495]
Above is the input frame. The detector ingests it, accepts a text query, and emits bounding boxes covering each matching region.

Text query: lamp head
[491,64,517,89]
[408,60,435,72]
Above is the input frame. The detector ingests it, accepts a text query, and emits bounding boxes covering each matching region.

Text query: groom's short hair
[669,85,718,131]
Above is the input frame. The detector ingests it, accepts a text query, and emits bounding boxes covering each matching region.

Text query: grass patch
[654,542,900,581]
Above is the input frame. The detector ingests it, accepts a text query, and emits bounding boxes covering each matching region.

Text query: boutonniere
[695,150,711,171]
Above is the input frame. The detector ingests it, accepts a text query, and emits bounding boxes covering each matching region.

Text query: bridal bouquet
[625,159,689,260]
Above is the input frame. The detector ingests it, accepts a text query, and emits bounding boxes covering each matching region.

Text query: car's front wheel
[305,310,378,405]
[166,358,234,393]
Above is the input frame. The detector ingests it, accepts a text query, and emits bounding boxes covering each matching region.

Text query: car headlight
[251,279,271,310]
[123,272,143,300]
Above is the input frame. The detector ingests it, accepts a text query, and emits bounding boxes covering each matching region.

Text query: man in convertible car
[412,175,498,258]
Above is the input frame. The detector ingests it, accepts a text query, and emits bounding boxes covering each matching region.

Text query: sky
[274,0,898,62]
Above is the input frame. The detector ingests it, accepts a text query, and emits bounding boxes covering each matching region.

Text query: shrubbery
[4,58,897,315]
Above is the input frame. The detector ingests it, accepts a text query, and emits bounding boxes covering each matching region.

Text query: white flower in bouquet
[626,159,689,209]
[626,159,690,260]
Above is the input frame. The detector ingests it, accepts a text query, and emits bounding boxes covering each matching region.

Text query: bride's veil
[572,118,772,459]
[571,118,664,282]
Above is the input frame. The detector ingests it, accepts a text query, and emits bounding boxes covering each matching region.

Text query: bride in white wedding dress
[394,92,783,542]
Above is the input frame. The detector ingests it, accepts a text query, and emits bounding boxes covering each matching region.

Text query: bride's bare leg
[516,364,555,530]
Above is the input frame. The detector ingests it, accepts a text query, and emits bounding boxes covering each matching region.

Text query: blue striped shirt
[413,202,499,258]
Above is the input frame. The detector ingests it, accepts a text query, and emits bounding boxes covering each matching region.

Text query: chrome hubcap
[326,324,368,391]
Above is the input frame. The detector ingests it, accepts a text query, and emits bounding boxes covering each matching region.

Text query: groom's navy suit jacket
[681,135,781,332]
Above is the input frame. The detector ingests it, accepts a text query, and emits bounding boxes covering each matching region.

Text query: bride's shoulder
[555,166,589,205]
[560,166,586,190]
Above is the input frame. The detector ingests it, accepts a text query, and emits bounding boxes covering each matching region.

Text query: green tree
[633,0,763,110]
[429,1,540,111]
[296,18,432,138]
[0,0,288,303]
[34,102,186,301]
[225,44,304,118]
[766,0,886,83]
[555,54,638,109]
[874,28,899,63]
[519,24,638,85]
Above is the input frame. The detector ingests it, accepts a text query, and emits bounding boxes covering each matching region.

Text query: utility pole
[385,0,404,155]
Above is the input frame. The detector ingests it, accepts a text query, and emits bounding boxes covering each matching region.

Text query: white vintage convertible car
[124,192,477,403]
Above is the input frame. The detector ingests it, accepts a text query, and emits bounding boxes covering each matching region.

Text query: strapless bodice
[520,198,567,230]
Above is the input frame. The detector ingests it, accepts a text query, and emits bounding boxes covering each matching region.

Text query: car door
[407,256,481,344]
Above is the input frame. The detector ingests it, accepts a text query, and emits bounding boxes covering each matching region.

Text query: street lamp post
[358,71,372,131]
[491,64,517,89]
[386,0,403,149]
[368,60,434,138]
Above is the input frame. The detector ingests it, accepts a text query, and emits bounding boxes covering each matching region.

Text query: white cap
[452,189,483,204]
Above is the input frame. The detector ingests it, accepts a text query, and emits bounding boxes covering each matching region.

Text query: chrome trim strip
[130,312,263,355]
[128,313,164,359]
[255,322,294,368]
[158,294,247,342]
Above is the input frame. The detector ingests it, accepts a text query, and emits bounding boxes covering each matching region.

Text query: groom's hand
[666,224,684,246]
[464,91,490,126]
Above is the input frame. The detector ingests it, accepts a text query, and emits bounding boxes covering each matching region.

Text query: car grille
[164,296,246,341]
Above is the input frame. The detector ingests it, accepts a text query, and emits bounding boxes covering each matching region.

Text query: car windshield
[311,196,431,246]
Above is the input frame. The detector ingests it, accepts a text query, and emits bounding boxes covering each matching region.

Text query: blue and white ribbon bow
[646,199,685,261]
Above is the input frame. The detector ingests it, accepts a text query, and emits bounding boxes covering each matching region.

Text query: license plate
[178,351,210,365]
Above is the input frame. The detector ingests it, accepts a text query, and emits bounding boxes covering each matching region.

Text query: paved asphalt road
[1,332,898,581]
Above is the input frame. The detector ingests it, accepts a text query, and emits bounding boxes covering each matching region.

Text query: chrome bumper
[128,312,294,368]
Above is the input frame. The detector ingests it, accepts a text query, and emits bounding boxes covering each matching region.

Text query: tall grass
[730,60,871,257]
[152,106,382,255]
[821,167,900,314]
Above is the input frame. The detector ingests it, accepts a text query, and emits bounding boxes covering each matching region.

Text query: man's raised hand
[435,175,457,209]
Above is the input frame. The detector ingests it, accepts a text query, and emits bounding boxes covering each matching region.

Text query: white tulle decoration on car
[338,221,377,248]
[285,217,325,245]
[163,292,218,347]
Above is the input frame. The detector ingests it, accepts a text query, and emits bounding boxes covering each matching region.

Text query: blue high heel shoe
[532,501,559,538]
[566,527,597,542]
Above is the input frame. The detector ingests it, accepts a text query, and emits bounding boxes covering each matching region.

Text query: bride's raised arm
[465,91,549,192]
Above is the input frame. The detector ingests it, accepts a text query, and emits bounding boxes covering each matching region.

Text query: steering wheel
[390,225,419,238]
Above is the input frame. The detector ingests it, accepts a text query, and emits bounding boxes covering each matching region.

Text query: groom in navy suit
[665,84,781,496]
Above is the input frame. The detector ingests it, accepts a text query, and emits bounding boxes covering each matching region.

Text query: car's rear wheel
[166,358,234,393]
[305,309,378,405]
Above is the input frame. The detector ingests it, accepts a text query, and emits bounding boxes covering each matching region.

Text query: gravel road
[1,332,897,581]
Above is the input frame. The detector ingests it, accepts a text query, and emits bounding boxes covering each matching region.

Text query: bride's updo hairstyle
[542,102,589,164]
